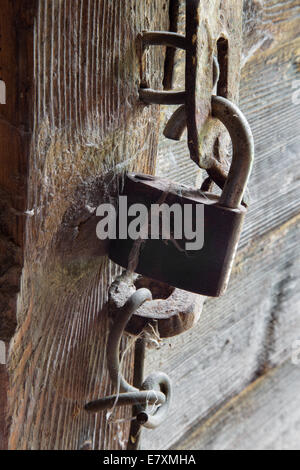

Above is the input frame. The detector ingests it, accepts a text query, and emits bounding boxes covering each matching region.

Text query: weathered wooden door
[0,0,170,450]
[0,0,300,451]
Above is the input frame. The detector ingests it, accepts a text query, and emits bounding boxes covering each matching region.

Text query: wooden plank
[173,360,300,450]
[0,0,36,341]
[242,0,300,64]
[2,0,299,451]
[148,1,300,450]
[240,38,300,246]
[6,0,169,450]
[157,3,300,247]
[142,214,300,449]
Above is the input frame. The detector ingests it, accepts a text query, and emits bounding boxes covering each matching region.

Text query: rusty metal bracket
[138,0,243,194]
[109,271,205,338]
[163,57,220,141]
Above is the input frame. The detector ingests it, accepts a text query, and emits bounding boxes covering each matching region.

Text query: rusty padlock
[109,95,254,297]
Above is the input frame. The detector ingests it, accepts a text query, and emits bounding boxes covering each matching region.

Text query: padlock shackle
[212,96,254,209]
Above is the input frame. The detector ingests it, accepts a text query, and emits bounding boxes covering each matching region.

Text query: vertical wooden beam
[0,0,37,342]
[0,0,169,450]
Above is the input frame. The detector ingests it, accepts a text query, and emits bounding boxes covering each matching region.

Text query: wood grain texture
[157,0,300,212]
[143,0,300,450]
[0,0,36,341]
[2,0,299,451]
[240,37,300,246]
[157,2,300,244]
[142,213,300,450]
[242,0,300,64]
[6,0,169,450]
[174,360,300,450]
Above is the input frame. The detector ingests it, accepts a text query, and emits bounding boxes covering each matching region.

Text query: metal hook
[85,288,172,431]
[138,28,220,115]
[137,28,228,194]
[137,17,240,198]
[138,31,187,106]
[164,95,254,208]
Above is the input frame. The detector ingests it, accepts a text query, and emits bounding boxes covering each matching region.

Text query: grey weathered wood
[242,0,300,65]
[4,0,169,450]
[142,214,300,449]
[142,0,300,450]
[1,0,299,451]
[174,360,300,450]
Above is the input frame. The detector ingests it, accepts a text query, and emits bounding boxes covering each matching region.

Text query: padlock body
[109,174,247,297]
